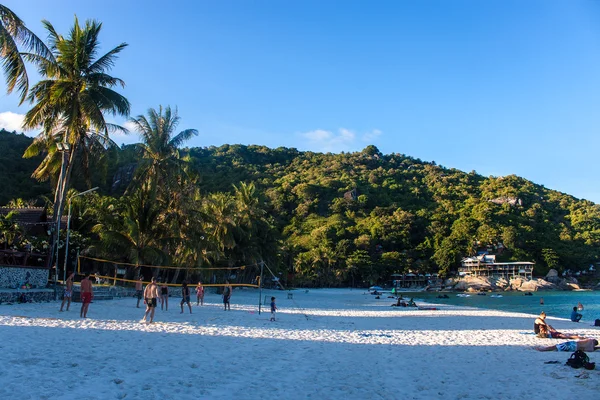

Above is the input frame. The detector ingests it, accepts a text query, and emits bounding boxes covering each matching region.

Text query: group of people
[59,271,93,318]
[140,278,232,323]
[533,311,599,352]
[58,272,239,323]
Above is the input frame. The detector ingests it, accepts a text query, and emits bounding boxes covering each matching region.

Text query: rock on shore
[444,274,584,292]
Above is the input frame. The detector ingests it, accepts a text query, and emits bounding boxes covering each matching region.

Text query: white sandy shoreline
[0,288,598,399]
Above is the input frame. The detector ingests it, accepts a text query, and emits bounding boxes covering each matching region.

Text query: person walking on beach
[196,281,204,306]
[223,280,232,311]
[135,276,144,308]
[80,273,93,318]
[142,277,160,323]
[270,296,277,321]
[571,307,582,322]
[159,279,169,311]
[180,281,192,314]
[60,271,75,312]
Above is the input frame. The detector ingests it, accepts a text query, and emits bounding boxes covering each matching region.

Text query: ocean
[410,290,600,322]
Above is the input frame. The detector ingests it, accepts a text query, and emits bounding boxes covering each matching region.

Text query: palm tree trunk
[171,268,181,283]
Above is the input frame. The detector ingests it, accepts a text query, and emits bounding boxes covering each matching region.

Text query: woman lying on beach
[535,338,599,352]
[534,312,586,339]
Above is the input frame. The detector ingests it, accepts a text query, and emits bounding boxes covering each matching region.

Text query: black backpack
[566,350,588,368]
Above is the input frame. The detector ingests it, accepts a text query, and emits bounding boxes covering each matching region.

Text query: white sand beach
[0,288,598,400]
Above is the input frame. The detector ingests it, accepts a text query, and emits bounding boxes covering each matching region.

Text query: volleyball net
[76,255,260,288]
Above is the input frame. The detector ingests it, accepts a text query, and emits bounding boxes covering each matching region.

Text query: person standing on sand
[142,277,160,323]
[80,274,93,318]
[159,279,169,311]
[196,281,204,306]
[223,280,232,311]
[180,281,192,314]
[270,296,277,321]
[60,271,75,312]
[135,276,144,308]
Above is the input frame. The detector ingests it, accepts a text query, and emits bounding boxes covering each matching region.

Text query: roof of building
[0,207,48,226]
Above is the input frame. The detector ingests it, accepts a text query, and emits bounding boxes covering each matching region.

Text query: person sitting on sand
[392,297,406,307]
[534,312,586,339]
[571,307,582,322]
[535,338,599,352]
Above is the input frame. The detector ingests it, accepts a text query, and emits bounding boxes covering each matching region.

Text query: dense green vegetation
[2,130,599,286]
[0,129,50,204]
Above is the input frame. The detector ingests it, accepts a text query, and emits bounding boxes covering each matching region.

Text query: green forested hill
[186,143,599,280]
[0,129,50,204]
[1,130,599,284]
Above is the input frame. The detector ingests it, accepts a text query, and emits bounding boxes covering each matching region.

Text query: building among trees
[459,254,534,280]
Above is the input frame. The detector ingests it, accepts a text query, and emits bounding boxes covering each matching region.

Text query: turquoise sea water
[410,291,600,321]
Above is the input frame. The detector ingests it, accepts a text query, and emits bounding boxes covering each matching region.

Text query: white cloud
[301,128,356,152]
[121,120,138,136]
[300,127,381,153]
[0,111,26,133]
[362,129,382,142]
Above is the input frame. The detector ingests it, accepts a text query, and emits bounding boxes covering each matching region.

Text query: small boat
[456,293,471,298]
[477,292,486,296]
[490,294,503,298]
[524,292,533,296]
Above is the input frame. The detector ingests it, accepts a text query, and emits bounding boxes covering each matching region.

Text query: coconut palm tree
[23,123,119,187]
[21,16,130,241]
[128,106,198,193]
[0,4,52,104]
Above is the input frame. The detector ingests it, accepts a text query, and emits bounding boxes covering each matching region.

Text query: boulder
[546,269,558,278]
[454,276,493,291]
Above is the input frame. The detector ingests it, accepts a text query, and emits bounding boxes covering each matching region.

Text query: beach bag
[594,319,600,327]
[565,350,588,369]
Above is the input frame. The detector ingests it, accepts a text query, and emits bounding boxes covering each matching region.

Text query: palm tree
[23,123,119,187]
[129,106,198,193]
[21,16,130,246]
[92,185,165,279]
[0,4,52,104]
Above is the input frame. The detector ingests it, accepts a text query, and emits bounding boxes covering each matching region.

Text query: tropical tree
[92,186,165,279]
[0,4,51,103]
[0,209,22,249]
[22,16,130,233]
[128,105,198,194]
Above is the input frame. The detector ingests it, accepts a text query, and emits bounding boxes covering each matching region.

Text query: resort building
[459,254,534,280]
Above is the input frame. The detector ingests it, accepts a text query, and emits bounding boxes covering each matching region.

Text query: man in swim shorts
[80,274,93,318]
[142,277,160,323]
[180,281,192,314]
[60,271,75,312]
[135,276,144,308]
[535,339,599,352]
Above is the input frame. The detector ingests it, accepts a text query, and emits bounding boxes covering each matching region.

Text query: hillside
[1,131,599,282]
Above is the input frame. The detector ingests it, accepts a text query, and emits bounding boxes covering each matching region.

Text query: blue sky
[1,0,600,202]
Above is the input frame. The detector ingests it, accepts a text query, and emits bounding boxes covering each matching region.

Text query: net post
[258,260,264,315]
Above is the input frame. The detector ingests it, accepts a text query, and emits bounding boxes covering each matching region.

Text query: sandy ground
[0,288,598,400]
